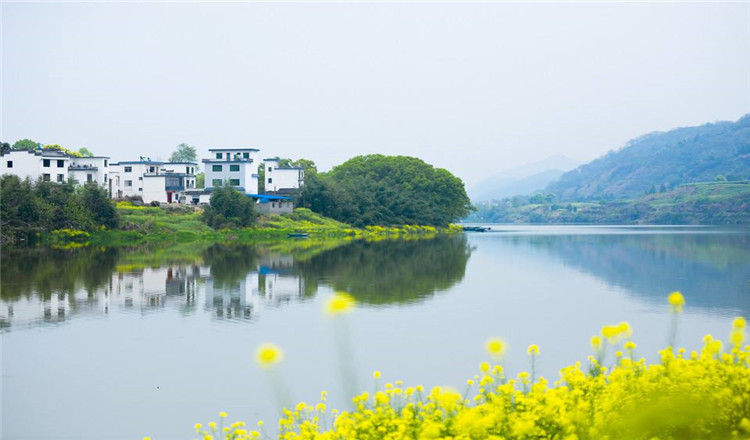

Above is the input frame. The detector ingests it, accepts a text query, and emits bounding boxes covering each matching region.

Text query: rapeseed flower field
[182,293,749,440]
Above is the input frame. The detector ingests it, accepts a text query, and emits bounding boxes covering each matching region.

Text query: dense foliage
[546,114,750,201]
[0,175,120,245]
[466,182,750,225]
[300,155,472,227]
[11,138,38,151]
[202,185,257,229]
[169,143,197,163]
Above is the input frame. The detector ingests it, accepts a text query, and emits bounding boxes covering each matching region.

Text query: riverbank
[468,182,750,225]
[40,204,461,248]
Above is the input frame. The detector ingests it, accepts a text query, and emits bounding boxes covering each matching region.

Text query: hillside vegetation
[547,114,750,201]
[467,182,750,225]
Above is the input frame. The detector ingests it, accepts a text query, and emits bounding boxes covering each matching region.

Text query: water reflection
[481,227,750,316]
[0,236,472,330]
[297,236,473,305]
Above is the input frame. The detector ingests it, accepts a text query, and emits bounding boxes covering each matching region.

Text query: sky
[2,1,749,186]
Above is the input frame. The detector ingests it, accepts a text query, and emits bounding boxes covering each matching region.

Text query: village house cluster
[0,146,305,213]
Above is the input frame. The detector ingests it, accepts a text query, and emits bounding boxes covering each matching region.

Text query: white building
[109,159,197,203]
[0,148,110,186]
[1,149,71,183]
[68,156,110,186]
[203,148,261,194]
[263,158,305,193]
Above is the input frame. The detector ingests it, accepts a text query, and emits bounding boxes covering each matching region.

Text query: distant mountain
[470,155,580,201]
[546,115,750,201]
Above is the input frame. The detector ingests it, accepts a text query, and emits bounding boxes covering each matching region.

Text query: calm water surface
[1,226,749,440]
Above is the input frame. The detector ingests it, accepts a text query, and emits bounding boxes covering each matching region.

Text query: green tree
[300,155,472,227]
[202,185,257,229]
[78,147,95,157]
[169,143,197,163]
[196,172,205,189]
[12,139,38,151]
[79,183,119,229]
[1,142,10,155]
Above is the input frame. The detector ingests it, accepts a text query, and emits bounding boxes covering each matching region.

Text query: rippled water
[1,226,748,439]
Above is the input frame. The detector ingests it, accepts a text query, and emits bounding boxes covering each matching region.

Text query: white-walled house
[68,156,110,186]
[203,148,261,194]
[0,148,110,186]
[1,149,71,183]
[263,158,305,193]
[109,159,197,203]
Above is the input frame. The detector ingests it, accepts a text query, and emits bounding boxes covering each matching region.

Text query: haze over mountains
[469,155,580,201]
[547,114,750,201]
[472,114,750,202]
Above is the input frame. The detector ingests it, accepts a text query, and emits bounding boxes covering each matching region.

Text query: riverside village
[0,145,304,214]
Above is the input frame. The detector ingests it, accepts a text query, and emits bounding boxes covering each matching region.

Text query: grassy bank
[468,182,750,225]
[40,204,461,248]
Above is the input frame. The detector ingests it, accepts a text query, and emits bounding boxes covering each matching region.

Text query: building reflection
[0,253,307,330]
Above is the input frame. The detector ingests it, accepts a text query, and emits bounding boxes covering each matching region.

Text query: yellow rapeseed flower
[731,329,745,348]
[527,344,540,356]
[373,370,382,379]
[255,343,284,368]
[325,292,355,316]
[485,337,507,359]
[668,291,685,312]
[590,336,603,350]
[733,317,747,330]
[219,411,227,418]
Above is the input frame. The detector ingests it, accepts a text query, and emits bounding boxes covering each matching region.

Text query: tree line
[0,175,119,245]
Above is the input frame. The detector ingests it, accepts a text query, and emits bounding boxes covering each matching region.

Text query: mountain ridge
[546,114,750,201]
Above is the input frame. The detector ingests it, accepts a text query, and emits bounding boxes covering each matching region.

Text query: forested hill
[546,114,750,201]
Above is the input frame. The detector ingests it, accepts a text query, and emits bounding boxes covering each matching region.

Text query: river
[1,225,748,439]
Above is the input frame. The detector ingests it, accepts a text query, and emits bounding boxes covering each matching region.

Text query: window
[57,174,65,182]
[215,153,222,159]
[230,165,240,172]
[212,179,222,187]
[87,174,93,183]
[104,160,108,167]
[104,175,108,182]
[138,188,142,192]
[57,160,64,167]
[124,166,132,172]
[43,159,50,167]
[149,167,155,173]
[268,167,272,172]
[230,179,240,186]
[125,180,133,187]
[243,152,249,159]
[138,177,143,180]
[43,173,51,181]
[6,161,12,168]
[212,165,222,172]
[268,178,272,184]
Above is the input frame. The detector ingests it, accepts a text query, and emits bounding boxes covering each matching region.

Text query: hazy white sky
[2,2,748,185]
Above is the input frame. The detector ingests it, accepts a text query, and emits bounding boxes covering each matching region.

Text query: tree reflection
[1,246,119,302]
[296,236,473,305]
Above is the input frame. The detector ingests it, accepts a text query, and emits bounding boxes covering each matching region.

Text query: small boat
[288,233,309,238]
[462,226,490,232]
